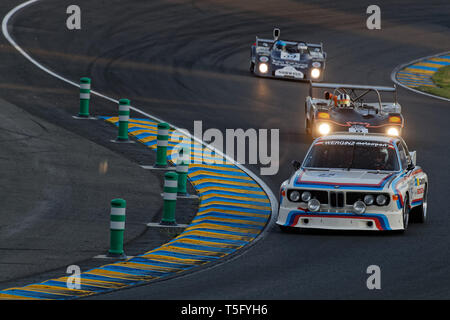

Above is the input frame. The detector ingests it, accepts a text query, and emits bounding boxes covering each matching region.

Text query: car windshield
[274,43,298,53]
[303,140,399,171]
[273,41,310,54]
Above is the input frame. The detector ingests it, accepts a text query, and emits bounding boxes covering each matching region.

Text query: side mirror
[291,160,301,171]
[273,28,280,40]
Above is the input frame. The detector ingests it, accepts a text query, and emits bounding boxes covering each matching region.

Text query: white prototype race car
[277,133,428,232]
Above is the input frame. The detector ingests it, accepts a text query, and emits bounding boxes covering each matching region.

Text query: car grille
[330,191,345,208]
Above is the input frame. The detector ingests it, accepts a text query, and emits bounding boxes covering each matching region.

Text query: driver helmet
[375,148,389,168]
[337,94,351,107]
[275,40,287,51]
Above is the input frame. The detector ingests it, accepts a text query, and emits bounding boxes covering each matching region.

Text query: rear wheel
[411,185,428,223]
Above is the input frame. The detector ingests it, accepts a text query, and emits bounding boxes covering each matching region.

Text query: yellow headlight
[317,112,330,119]
[389,115,402,123]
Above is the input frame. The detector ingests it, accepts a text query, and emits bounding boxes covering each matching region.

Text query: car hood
[293,169,397,190]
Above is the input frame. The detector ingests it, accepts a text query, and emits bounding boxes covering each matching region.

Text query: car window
[396,142,408,169]
[400,140,411,164]
[303,140,399,171]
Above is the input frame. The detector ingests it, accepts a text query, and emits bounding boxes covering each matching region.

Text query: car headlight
[307,199,321,212]
[364,195,374,205]
[387,127,399,136]
[353,200,366,214]
[289,190,300,202]
[311,68,321,79]
[376,194,388,206]
[318,123,331,135]
[259,63,268,73]
[301,191,312,202]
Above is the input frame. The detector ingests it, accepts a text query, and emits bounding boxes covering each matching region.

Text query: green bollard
[176,159,189,196]
[155,122,170,168]
[108,198,126,258]
[160,172,178,225]
[79,77,91,117]
[117,99,130,141]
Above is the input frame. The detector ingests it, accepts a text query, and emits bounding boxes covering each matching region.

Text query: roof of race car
[315,133,400,144]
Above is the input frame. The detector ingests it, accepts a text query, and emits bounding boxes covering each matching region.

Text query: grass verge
[416,65,450,99]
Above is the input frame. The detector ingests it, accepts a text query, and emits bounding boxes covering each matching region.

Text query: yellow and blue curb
[394,53,450,88]
[0,117,273,300]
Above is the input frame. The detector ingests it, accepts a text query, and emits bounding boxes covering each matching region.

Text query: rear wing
[309,82,398,104]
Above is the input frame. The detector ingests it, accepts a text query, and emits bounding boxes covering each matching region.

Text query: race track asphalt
[1,0,449,299]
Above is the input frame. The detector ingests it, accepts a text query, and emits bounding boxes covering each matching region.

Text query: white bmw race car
[277,133,428,232]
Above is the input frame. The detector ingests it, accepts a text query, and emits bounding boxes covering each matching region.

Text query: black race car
[250,28,326,81]
[305,83,404,138]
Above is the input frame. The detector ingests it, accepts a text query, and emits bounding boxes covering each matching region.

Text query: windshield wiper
[304,167,330,171]
[367,169,394,174]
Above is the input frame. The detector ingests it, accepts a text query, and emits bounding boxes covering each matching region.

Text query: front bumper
[255,63,323,81]
[276,207,404,231]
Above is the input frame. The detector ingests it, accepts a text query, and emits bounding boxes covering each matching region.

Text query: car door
[396,141,416,201]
